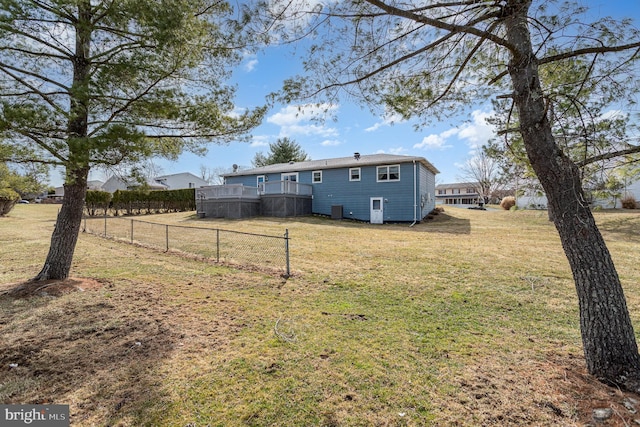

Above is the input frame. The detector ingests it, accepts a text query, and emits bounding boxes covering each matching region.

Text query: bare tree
[199,164,228,185]
[458,151,503,203]
[256,0,640,389]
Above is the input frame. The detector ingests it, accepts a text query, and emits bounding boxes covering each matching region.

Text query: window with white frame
[377,165,400,182]
[349,168,361,181]
[312,170,322,183]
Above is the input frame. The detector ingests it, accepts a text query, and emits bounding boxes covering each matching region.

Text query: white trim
[257,175,265,194]
[349,167,361,181]
[281,172,299,182]
[370,197,384,224]
[312,170,322,183]
[376,164,400,182]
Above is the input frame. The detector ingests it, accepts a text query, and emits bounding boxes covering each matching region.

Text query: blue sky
[69,0,640,188]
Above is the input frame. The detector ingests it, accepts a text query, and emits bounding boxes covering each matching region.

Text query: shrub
[85,190,112,216]
[0,188,21,216]
[111,188,196,216]
[621,195,637,209]
[500,196,516,210]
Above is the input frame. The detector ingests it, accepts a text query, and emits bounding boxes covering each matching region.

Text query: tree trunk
[505,0,640,390]
[34,0,92,282]
[33,167,88,281]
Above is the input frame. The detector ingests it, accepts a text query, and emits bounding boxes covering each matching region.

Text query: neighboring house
[154,172,208,190]
[51,186,64,200]
[515,192,548,210]
[101,176,168,193]
[50,180,104,200]
[435,182,483,206]
[87,180,105,190]
[101,172,207,193]
[198,153,439,223]
[516,179,640,210]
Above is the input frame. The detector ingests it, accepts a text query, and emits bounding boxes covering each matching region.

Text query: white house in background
[435,182,483,206]
[50,180,103,200]
[101,176,168,193]
[516,179,640,209]
[87,180,104,190]
[153,172,208,190]
[100,172,207,193]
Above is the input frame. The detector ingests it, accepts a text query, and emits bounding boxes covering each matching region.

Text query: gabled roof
[222,154,439,177]
[154,172,205,181]
[435,182,479,190]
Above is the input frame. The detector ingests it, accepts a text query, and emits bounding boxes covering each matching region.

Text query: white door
[281,173,299,194]
[257,175,265,194]
[370,197,383,224]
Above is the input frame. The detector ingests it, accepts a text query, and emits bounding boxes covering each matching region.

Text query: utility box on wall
[331,205,343,220]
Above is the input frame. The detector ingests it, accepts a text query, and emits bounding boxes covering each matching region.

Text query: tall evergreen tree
[0,0,266,280]
[252,137,309,166]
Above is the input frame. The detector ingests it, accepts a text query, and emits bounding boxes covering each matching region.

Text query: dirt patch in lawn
[435,351,640,426]
[2,276,640,425]
[0,275,246,425]
[1,277,104,298]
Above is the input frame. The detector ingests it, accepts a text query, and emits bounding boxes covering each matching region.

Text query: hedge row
[85,188,196,216]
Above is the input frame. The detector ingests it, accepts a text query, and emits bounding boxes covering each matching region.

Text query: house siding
[420,164,436,218]
[223,154,438,222]
[155,173,208,189]
[226,162,431,222]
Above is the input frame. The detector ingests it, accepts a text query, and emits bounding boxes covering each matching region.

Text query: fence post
[216,229,220,263]
[166,224,169,252]
[284,228,290,278]
[131,219,134,244]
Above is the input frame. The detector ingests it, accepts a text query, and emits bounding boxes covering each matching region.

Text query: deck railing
[263,180,313,196]
[196,184,260,200]
[197,181,313,199]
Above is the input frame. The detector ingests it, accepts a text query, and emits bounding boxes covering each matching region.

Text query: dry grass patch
[2,204,640,425]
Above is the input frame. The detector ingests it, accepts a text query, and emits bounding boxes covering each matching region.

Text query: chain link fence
[82,216,290,276]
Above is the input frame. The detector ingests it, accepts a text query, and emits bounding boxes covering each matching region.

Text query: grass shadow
[194,211,473,234]
[413,211,472,234]
[0,279,180,425]
[595,212,640,243]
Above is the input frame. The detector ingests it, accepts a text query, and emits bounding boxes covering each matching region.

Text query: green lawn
[2,204,640,426]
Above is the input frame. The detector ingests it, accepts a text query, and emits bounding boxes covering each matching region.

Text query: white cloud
[374,147,407,155]
[267,104,339,137]
[387,146,407,155]
[456,110,495,150]
[365,112,406,132]
[600,109,626,121]
[320,139,342,147]
[413,109,496,151]
[250,135,270,147]
[243,58,258,72]
[413,134,452,150]
[241,51,259,72]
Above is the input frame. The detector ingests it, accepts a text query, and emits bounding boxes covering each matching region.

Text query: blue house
[196,153,439,223]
